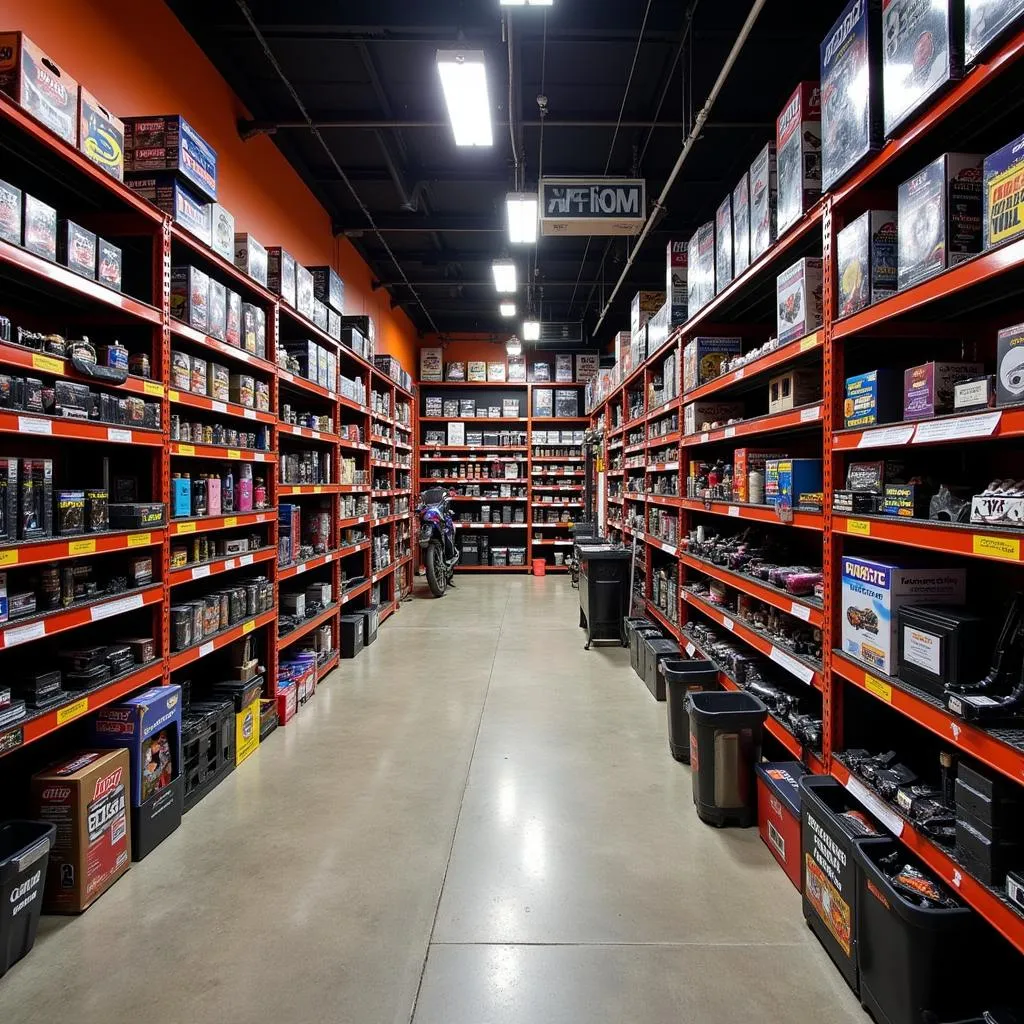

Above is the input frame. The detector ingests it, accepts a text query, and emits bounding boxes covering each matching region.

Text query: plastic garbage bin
[631,626,661,678]
[643,638,680,700]
[0,821,55,979]
[623,616,652,652]
[663,659,718,763]
[687,690,767,827]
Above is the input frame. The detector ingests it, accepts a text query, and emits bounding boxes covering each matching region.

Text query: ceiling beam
[372,279,666,289]
[337,217,694,235]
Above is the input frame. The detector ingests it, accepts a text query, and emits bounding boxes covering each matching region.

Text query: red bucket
[532,558,546,576]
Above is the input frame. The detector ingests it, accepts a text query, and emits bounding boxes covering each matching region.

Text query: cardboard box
[836,210,897,317]
[78,87,124,180]
[756,762,804,890]
[750,141,778,261]
[733,172,751,277]
[328,308,341,340]
[691,221,716,311]
[966,0,1024,64]
[234,233,267,287]
[235,697,260,766]
[487,360,506,382]
[32,749,131,912]
[170,265,210,332]
[447,421,465,446]
[123,114,217,200]
[984,130,1024,250]
[210,203,234,260]
[630,290,664,339]
[125,174,211,246]
[226,290,241,347]
[446,361,466,381]
[733,449,787,503]
[207,279,226,341]
[646,302,672,356]
[575,352,598,382]
[715,193,734,293]
[997,320,1024,406]
[769,368,821,413]
[23,194,56,261]
[903,361,984,420]
[267,247,296,307]
[293,265,312,320]
[420,346,443,381]
[0,33,78,145]
[683,336,742,392]
[58,219,96,280]
[468,360,487,382]
[666,241,688,325]
[898,153,983,290]
[308,266,344,313]
[89,686,183,861]
[241,302,265,356]
[0,177,21,245]
[684,400,744,436]
[776,81,821,236]
[776,257,823,344]
[840,556,965,674]
[312,298,328,333]
[776,458,823,511]
[844,369,902,428]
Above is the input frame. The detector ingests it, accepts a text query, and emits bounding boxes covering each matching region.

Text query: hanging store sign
[539,177,646,236]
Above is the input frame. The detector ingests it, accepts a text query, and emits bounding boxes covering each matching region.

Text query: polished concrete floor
[0,576,864,1023]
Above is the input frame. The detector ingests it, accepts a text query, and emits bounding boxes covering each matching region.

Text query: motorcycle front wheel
[425,540,448,597]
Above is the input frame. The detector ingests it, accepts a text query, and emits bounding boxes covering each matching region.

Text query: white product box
[630,290,664,339]
[666,240,688,325]
[777,257,823,345]
[447,422,465,446]
[684,400,744,436]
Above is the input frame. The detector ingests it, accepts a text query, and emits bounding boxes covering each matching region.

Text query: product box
[308,266,344,313]
[97,238,122,292]
[502,398,520,417]
[776,257,823,344]
[844,369,902,428]
[732,172,751,277]
[683,336,742,392]
[226,290,241,347]
[420,346,442,381]
[966,0,1024,64]
[769,368,821,413]
[235,697,260,766]
[58,220,97,280]
[555,354,573,383]
[126,173,211,245]
[533,389,553,418]
[0,457,18,542]
[882,0,963,137]
[898,153,983,289]
[646,302,671,356]
[312,298,328,333]
[22,194,56,261]
[446,361,466,382]
[750,141,778,261]
[123,115,217,200]
[487,360,506,382]
[241,303,265,356]
[507,355,526,383]
[882,482,932,518]
[267,247,296,307]
[755,762,805,890]
[170,265,210,332]
[776,82,821,236]
[447,421,465,446]
[328,308,341,340]
[836,210,897,317]
[733,449,787,503]
[684,400,744,436]
[841,557,966,674]
[78,87,124,180]
[997,320,1024,406]
[776,458,823,512]
[903,361,984,419]
[210,203,234,260]
[821,0,883,191]
[0,33,78,145]
[715,193,734,293]
[630,290,664,339]
[695,221,716,310]
[32,749,131,912]
[0,177,21,245]
[575,352,598,382]
[983,131,1024,250]
[468,360,487,383]
[295,264,314,320]
[89,685,183,861]
[207,279,226,342]
[234,233,267,287]
[666,241,688,324]
[19,456,52,539]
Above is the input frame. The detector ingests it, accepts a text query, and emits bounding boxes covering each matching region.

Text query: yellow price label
[168,390,180,402]
[223,517,237,528]
[177,444,195,456]
[800,334,819,352]
[127,533,151,547]
[56,698,89,725]
[227,449,241,460]
[143,380,164,397]
[313,485,323,493]
[32,353,64,374]
[972,534,1021,561]
[864,675,892,703]
[176,521,196,534]
[846,519,871,536]
[68,539,96,556]
[241,620,254,635]
[0,549,18,567]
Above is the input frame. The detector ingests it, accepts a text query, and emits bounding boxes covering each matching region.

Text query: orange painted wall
[0,0,418,372]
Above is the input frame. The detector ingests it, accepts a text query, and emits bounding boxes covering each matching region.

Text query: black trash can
[687,690,767,827]
[0,821,55,979]
[623,616,652,654]
[643,638,680,700]
[632,626,661,678]
[663,659,718,763]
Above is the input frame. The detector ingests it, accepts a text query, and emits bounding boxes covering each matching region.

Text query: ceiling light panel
[506,193,538,244]
[500,302,517,317]
[522,320,540,341]
[492,260,518,293]
[436,50,493,147]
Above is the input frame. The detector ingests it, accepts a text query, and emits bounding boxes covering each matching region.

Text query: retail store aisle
[0,577,862,1024]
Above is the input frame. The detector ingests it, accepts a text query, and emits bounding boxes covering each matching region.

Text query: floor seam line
[425,940,812,948]
[405,579,512,1024]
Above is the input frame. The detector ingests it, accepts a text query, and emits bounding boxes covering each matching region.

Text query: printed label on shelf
[790,602,811,621]
[19,416,51,435]
[311,429,321,439]
[222,516,239,528]
[864,674,892,703]
[199,641,214,658]
[253,452,266,461]
[844,774,904,837]
[972,534,1021,561]
[734,367,745,380]
[143,380,164,397]
[724,426,737,438]
[700,432,710,443]
[127,532,151,547]
[239,554,253,566]
[236,350,251,362]
[32,353,64,374]
[727,505,740,517]
[212,401,227,413]
[800,335,819,352]
[856,425,915,449]
[192,565,211,580]
[177,444,195,456]
[68,539,96,556]
[242,620,255,634]
[243,409,256,420]
[800,406,821,423]
[2,620,46,648]
[845,519,871,536]
[913,411,1002,445]
[107,428,132,444]
[169,390,180,402]
[296,563,307,575]
[722,616,734,631]
[91,593,144,621]
[175,521,196,534]
[769,646,815,685]
[685,642,696,657]
[0,549,18,566]
[227,449,241,460]
[223,558,237,571]
[56,698,89,726]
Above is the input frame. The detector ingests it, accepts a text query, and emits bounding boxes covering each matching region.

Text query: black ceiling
[167,0,839,339]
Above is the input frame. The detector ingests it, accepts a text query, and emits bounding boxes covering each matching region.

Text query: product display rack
[0,91,412,763]
[588,26,1024,956]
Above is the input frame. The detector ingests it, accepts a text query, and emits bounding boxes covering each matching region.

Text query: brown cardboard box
[32,749,131,913]
[0,32,79,146]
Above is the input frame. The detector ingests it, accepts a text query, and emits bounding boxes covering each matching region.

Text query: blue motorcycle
[417,486,459,597]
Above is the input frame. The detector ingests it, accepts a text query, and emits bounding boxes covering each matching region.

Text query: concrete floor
[0,576,864,1024]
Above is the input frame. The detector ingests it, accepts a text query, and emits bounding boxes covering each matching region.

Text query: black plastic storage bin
[182,700,235,813]
[623,616,652,651]
[855,838,1012,1024]
[0,821,55,979]
[631,626,661,678]
[340,614,364,659]
[687,690,766,827]
[663,659,718,763]
[643,638,680,700]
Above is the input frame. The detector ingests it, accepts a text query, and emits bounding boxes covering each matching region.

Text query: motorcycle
[417,486,459,597]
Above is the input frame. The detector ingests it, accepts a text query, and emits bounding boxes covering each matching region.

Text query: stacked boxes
[666,242,688,325]
[776,82,821,236]
[750,142,778,261]
[123,115,217,200]
[683,337,742,392]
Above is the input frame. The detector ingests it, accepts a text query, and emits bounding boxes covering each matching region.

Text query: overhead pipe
[237,118,765,136]
[592,0,768,337]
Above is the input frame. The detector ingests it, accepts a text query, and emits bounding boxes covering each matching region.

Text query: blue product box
[126,173,211,246]
[173,476,191,518]
[844,369,902,429]
[123,115,217,201]
[89,685,184,860]
[983,130,1024,250]
[765,459,782,506]
[776,459,822,512]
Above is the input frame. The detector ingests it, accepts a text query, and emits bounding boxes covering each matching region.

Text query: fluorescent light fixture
[506,336,522,356]
[500,302,517,317]
[522,319,541,341]
[492,260,517,293]
[500,0,554,5]
[506,192,538,244]
[436,50,492,146]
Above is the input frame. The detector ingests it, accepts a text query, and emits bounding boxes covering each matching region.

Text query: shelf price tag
[846,519,871,536]
[864,674,892,703]
[0,549,19,567]
[212,401,227,413]
[2,620,46,648]
[857,425,915,449]
[844,774,904,837]
[127,533,151,547]
[913,410,1001,444]
[800,334,819,352]
[177,444,195,456]
[107,428,132,444]
[800,406,821,423]
[223,517,238,528]
[192,565,211,580]
[727,505,740,517]
[175,521,197,534]
[972,534,1020,561]
[144,380,165,397]
[227,449,241,460]
[769,645,815,685]
[32,353,64,374]
[56,698,89,726]
[724,426,736,438]
[91,593,144,621]
[18,416,51,435]
[790,602,811,622]
[199,641,214,658]
[68,539,96,556]
[685,642,696,657]
[721,616,734,632]
[242,620,255,635]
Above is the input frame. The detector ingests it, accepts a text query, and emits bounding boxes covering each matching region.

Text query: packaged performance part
[733,172,751,276]
[23,194,57,261]
[715,194,733,293]
[776,82,821,236]
[996,320,1024,406]
[0,33,79,145]
[966,0,1024,64]
[226,290,241,347]
[897,153,983,289]
[695,221,715,310]
[126,174,210,246]
[267,247,296,307]
[208,279,226,341]
[210,203,234,260]
[123,115,217,200]
[882,0,963,137]
[78,87,124,181]
[837,210,898,316]
[666,241,688,325]
[0,178,22,245]
[241,303,265,356]
[983,131,1024,250]
[97,238,122,292]
[821,0,883,191]
[776,258,823,344]
[170,265,210,331]
[308,266,344,313]
[58,220,97,280]
[234,233,267,287]
[749,142,778,261]
[295,264,314,319]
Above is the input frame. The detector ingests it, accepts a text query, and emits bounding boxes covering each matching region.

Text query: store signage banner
[540,178,646,236]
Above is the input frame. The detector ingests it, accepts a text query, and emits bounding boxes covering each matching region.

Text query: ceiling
[167,0,839,341]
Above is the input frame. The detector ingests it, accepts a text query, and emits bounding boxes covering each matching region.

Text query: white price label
[724,426,737,438]
[311,429,321,439]
[769,645,815,685]
[239,554,254,567]
[90,593,144,621]
[856,424,916,449]
[212,401,227,413]
[297,563,307,575]
[912,410,1001,444]
[2,620,46,648]
[236,350,251,362]
[199,641,214,658]
[685,642,696,657]
[790,602,812,622]
[107,428,132,443]
[734,367,745,380]
[253,453,265,462]
[191,565,211,580]
[243,409,256,420]
[661,543,677,556]
[722,616,734,632]
[19,416,51,435]
[223,558,236,570]
[844,774,904,837]
[801,405,821,423]
[700,432,710,443]
[727,505,740,517]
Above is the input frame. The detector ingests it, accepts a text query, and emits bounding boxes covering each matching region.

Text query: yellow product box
[235,698,260,766]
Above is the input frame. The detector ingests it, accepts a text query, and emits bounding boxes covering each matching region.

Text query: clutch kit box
[715,193,734,293]
[665,241,688,325]
[882,0,963,137]
[844,369,902,428]
[683,336,741,392]
[897,153,983,290]
[733,172,751,277]
[78,87,124,181]
[123,115,217,201]
[983,131,1024,250]
[126,174,211,246]
[776,257,823,344]
[750,142,778,261]
[308,266,345,314]
[841,556,965,674]
[234,233,267,287]
[996,320,1024,406]
[267,247,296,307]
[821,0,883,192]
[0,33,78,145]
[837,210,897,317]
[210,203,234,261]
[966,0,1024,64]
[776,81,821,236]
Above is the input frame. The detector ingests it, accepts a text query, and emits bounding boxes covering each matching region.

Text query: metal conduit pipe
[592,0,769,337]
